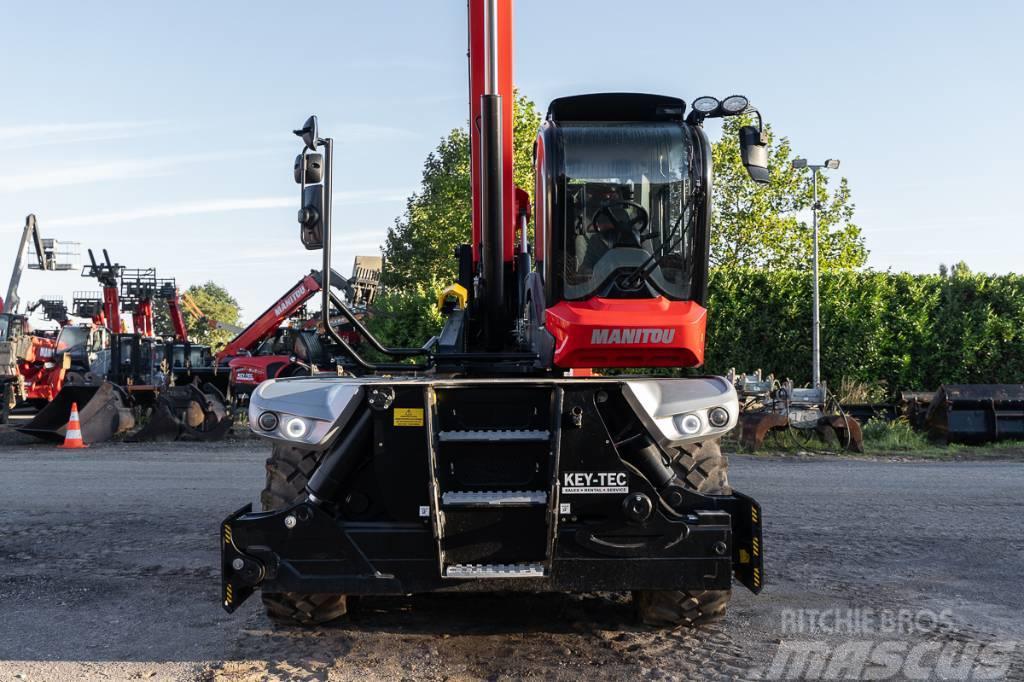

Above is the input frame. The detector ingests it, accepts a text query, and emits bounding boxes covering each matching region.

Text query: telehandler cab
[221,0,769,626]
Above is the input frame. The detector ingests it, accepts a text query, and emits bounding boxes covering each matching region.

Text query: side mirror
[739,126,770,184]
[294,115,319,150]
[298,185,325,250]
[294,153,324,184]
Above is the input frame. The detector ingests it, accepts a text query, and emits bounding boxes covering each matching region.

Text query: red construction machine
[18,251,230,443]
[220,0,770,627]
[0,313,56,423]
[1,214,76,421]
[219,269,348,402]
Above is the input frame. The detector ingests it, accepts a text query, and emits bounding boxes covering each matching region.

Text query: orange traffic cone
[59,402,88,449]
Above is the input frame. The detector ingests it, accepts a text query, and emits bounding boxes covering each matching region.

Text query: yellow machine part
[437,283,468,312]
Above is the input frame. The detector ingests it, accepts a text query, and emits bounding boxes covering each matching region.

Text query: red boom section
[545,298,707,369]
[132,299,154,337]
[102,286,120,333]
[216,273,322,361]
[468,0,515,265]
[167,292,189,342]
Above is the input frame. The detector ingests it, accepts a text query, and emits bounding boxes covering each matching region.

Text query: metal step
[444,562,546,579]
[437,429,550,443]
[442,490,548,507]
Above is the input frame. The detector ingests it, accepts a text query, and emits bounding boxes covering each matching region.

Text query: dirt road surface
[2,424,1023,681]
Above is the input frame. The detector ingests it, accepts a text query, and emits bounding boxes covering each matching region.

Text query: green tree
[362,279,444,354]
[381,91,541,290]
[711,117,867,269]
[154,281,240,351]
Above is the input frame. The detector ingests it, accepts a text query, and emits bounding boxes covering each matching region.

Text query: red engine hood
[544,297,706,369]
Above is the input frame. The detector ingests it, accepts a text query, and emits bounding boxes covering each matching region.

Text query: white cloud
[0,121,165,149]
[45,191,406,228]
[47,197,295,227]
[0,149,278,193]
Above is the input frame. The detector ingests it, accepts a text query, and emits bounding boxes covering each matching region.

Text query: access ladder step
[442,490,548,507]
[444,562,546,579]
[437,429,550,443]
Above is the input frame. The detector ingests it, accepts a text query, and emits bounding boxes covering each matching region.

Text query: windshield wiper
[616,205,694,290]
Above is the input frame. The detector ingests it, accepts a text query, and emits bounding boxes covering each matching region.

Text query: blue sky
[1,0,1021,324]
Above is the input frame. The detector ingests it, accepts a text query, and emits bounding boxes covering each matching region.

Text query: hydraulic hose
[305,409,373,505]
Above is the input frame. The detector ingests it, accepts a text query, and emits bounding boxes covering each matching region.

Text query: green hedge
[704,269,1024,394]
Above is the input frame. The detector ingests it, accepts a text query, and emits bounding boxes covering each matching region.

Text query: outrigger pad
[16,382,134,444]
[726,491,764,594]
[221,505,257,613]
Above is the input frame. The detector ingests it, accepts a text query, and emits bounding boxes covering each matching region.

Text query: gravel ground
[1,419,1023,681]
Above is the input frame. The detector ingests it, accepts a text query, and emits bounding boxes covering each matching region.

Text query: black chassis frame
[221,378,763,612]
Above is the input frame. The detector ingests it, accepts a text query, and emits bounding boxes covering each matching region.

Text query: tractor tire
[0,383,12,425]
[633,439,733,628]
[260,442,348,626]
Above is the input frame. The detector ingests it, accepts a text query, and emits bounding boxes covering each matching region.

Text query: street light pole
[792,158,840,389]
[810,165,820,389]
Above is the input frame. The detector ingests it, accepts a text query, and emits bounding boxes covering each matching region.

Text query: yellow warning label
[393,407,424,427]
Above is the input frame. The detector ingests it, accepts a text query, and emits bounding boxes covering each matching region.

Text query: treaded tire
[634,587,730,627]
[260,443,348,626]
[0,383,12,425]
[633,439,733,627]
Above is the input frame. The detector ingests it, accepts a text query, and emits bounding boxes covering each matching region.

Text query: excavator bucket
[131,383,232,442]
[16,382,134,444]
[925,384,1024,444]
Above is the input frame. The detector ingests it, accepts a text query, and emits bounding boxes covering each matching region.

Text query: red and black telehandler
[216,269,349,401]
[221,0,770,627]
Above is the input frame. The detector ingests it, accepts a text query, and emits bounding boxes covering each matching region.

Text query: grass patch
[862,418,928,452]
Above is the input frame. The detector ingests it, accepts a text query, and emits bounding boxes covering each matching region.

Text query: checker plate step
[444,562,546,578]
[437,429,550,443]
[442,490,548,506]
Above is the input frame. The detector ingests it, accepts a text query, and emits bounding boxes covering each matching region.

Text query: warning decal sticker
[393,407,425,427]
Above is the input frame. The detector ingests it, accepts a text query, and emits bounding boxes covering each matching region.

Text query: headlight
[675,413,702,435]
[691,96,720,114]
[257,411,279,431]
[708,406,730,428]
[283,416,309,439]
[720,95,749,114]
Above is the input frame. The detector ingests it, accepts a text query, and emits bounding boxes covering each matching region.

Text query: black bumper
[220,493,763,613]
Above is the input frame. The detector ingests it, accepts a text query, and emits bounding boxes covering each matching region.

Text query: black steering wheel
[589,201,649,247]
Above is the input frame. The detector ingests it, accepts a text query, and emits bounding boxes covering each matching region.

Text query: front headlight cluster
[251,408,328,445]
[672,405,733,438]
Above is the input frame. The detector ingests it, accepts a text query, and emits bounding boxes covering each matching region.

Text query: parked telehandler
[221,0,768,627]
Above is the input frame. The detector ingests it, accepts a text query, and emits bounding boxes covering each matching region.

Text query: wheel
[0,382,12,425]
[633,439,732,627]
[260,442,348,625]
